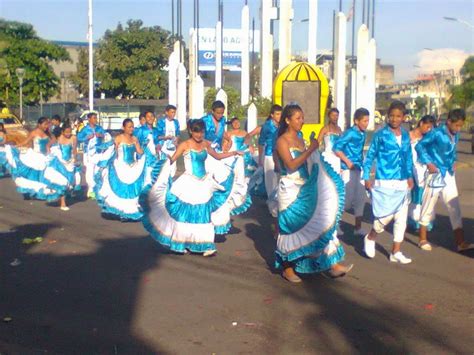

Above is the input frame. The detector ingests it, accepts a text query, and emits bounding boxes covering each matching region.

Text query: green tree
[414,96,428,117]
[0,19,70,105]
[448,56,474,110]
[70,48,92,97]
[95,20,173,99]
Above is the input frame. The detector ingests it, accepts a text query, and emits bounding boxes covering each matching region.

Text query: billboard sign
[197,28,260,72]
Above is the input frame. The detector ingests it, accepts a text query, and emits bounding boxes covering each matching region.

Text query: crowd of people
[0,100,471,283]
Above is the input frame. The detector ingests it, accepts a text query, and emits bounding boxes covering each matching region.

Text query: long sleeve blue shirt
[154,118,180,146]
[258,119,279,156]
[363,126,413,181]
[201,113,226,151]
[76,124,106,152]
[415,124,458,177]
[332,125,366,170]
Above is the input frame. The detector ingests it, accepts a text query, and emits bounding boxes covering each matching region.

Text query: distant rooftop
[51,40,98,47]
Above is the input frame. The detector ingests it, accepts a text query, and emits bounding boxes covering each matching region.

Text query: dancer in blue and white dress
[43,125,82,211]
[4,117,58,200]
[407,115,435,240]
[275,104,351,283]
[0,123,7,177]
[77,112,107,199]
[140,119,242,256]
[258,105,282,216]
[227,117,258,179]
[94,119,147,221]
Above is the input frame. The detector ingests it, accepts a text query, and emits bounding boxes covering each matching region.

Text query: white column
[278,0,293,71]
[367,38,377,130]
[307,0,318,65]
[333,12,347,130]
[241,4,250,105]
[350,67,357,125]
[216,88,228,118]
[188,29,196,119]
[177,63,187,130]
[215,20,223,89]
[168,50,178,106]
[88,0,94,111]
[260,0,277,99]
[356,25,369,112]
[193,75,205,118]
[247,103,258,132]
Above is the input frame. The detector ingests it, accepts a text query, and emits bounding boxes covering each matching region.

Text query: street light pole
[88,0,94,111]
[15,68,25,120]
[443,16,474,30]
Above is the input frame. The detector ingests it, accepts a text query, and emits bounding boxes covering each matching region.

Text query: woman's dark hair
[51,114,61,122]
[388,100,406,115]
[187,119,205,136]
[211,100,225,111]
[447,108,466,123]
[227,117,239,125]
[139,112,146,120]
[354,108,370,121]
[418,115,436,127]
[61,124,72,133]
[122,118,134,127]
[328,108,340,115]
[277,104,303,137]
[37,116,49,125]
[0,122,6,133]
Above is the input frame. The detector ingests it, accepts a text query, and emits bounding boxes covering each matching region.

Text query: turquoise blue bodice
[280,148,309,179]
[231,135,248,151]
[120,143,137,165]
[184,149,208,179]
[60,143,73,161]
[34,137,49,155]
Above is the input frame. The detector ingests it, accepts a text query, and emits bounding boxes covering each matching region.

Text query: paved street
[0,137,473,354]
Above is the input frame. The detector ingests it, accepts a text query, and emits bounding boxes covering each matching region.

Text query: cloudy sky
[1,0,472,82]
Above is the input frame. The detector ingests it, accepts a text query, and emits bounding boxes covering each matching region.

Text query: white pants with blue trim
[420,172,462,230]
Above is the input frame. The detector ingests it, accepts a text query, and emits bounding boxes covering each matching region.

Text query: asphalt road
[0,136,473,354]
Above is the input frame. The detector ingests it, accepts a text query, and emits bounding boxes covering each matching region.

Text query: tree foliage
[448,56,474,110]
[95,20,173,99]
[0,19,70,105]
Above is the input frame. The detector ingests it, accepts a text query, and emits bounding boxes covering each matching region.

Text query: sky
[1,0,473,82]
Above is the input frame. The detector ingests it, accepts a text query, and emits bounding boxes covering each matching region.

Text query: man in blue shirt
[333,108,369,236]
[77,112,106,198]
[155,105,180,177]
[415,108,473,252]
[363,101,414,264]
[201,100,227,152]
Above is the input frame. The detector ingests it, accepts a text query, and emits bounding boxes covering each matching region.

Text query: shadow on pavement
[0,223,164,354]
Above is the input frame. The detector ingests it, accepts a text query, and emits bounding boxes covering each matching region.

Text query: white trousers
[342,169,366,217]
[373,199,409,243]
[420,172,462,230]
[83,154,96,195]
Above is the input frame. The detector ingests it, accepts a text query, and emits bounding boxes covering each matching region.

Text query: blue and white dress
[5,137,58,200]
[321,133,341,174]
[230,135,258,178]
[275,149,346,274]
[0,135,7,177]
[408,137,433,231]
[43,143,82,198]
[94,142,148,220]
[141,148,235,254]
